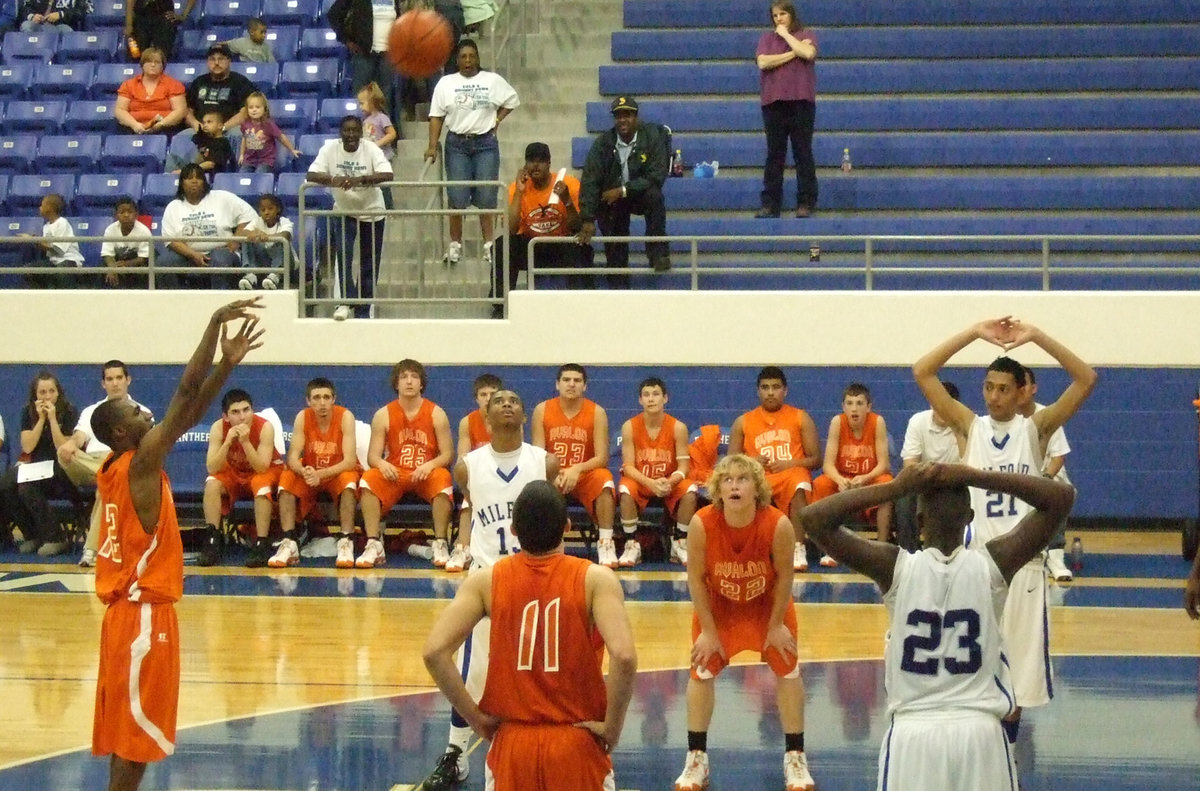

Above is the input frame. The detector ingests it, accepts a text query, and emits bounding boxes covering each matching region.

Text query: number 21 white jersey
[465,442,548,568]
[964,414,1040,546]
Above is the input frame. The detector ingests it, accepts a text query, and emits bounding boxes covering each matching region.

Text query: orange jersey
[740,405,810,466]
[507,173,583,237]
[541,398,599,469]
[95,450,184,606]
[688,424,723,486]
[221,413,282,475]
[480,552,607,725]
[383,398,442,470]
[467,409,491,450]
[300,405,349,470]
[698,503,791,634]
[834,412,881,477]
[629,413,681,478]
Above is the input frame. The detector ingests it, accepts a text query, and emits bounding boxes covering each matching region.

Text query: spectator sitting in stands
[578,96,671,285]
[194,110,236,176]
[239,92,299,174]
[15,194,84,289]
[1,0,17,31]
[100,195,152,289]
[125,0,196,61]
[895,380,962,551]
[18,0,83,32]
[185,44,256,149]
[158,163,256,289]
[114,47,187,135]
[223,17,274,63]
[238,194,294,291]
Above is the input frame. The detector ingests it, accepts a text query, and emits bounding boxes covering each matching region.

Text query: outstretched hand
[213,297,265,324]
[975,316,1017,349]
[220,315,266,366]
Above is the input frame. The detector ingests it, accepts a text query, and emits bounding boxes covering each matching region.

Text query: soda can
[809,245,821,262]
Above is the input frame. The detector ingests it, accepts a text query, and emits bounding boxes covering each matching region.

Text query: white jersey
[464,442,548,568]
[963,414,1040,546]
[882,546,1015,719]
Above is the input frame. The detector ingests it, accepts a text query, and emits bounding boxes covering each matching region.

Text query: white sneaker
[819,554,837,568]
[332,304,351,321]
[431,538,450,568]
[335,536,355,568]
[445,543,470,573]
[268,537,299,568]
[78,548,97,567]
[674,750,709,791]
[238,272,257,290]
[670,536,689,565]
[784,750,815,791]
[355,537,386,568]
[444,241,462,267]
[482,240,494,267]
[262,272,280,290]
[1046,548,1073,582]
[794,544,809,572]
[618,538,642,567]
[597,538,619,568]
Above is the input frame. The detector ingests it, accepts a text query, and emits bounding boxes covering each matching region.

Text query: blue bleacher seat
[100,135,169,174]
[8,174,76,213]
[203,0,263,26]
[37,134,103,172]
[298,28,342,61]
[76,173,145,213]
[90,63,139,99]
[262,26,300,62]
[0,135,38,175]
[317,97,358,132]
[261,0,319,27]
[56,31,121,64]
[279,59,340,99]
[89,0,130,29]
[231,61,280,95]
[141,172,181,213]
[3,100,67,133]
[178,28,241,61]
[64,100,119,133]
[0,63,34,100]
[271,97,317,136]
[71,215,111,270]
[29,63,95,100]
[166,132,196,167]
[293,133,332,172]
[213,172,275,200]
[0,216,43,267]
[165,62,206,85]
[2,31,58,65]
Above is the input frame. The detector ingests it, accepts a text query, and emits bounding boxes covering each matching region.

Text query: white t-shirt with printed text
[160,190,257,253]
[308,139,392,221]
[100,220,153,260]
[429,70,520,135]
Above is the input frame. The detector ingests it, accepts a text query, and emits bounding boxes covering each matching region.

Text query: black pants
[761,99,818,212]
[595,184,668,288]
[491,234,595,297]
[132,14,179,60]
[0,464,81,544]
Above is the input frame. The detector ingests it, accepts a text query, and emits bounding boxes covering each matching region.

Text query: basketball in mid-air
[387,9,454,78]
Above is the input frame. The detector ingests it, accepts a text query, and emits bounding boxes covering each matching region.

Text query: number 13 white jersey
[964,414,1040,546]
[883,546,1014,719]
[465,442,548,569]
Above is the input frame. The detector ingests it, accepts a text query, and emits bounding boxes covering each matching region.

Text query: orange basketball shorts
[766,467,813,512]
[486,722,613,791]
[689,603,799,680]
[618,475,696,516]
[359,466,453,510]
[565,468,615,518]
[278,469,359,518]
[207,465,283,515]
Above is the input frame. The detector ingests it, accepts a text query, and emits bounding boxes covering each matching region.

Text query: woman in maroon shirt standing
[755,2,818,218]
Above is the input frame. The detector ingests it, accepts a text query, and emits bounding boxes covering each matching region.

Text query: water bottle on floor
[841,147,852,173]
[1069,536,1083,571]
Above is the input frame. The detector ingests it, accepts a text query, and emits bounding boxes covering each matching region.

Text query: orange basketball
[387,9,454,78]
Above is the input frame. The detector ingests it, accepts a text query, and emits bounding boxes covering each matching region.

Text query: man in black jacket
[18,0,85,31]
[578,96,671,287]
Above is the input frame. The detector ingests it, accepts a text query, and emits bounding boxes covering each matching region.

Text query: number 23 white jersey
[465,442,549,568]
[964,414,1040,547]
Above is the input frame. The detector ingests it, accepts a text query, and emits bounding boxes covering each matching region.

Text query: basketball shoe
[355,538,386,568]
[794,544,809,572]
[597,537,619,568]
[819,554,837,568]
[335,536,355,568]
[445,543,470,572]
[443,241,462,267]
[618,538,642,567]
[268,537,299,568]
[421,744,469,791]
[674,749,709,791]
[431,538,451,567]
[670,536,688,565]
[784,750,815,791]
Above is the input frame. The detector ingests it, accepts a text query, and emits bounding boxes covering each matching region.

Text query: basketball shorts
[93,599,180,763]
[810,473,894,523]
[618,475,696,516]
[566,468,615,519]
[207,465,283,514]
[278,469,359,519]
[359,466,453,511]
[766,467,812,513]
[486,723,615,791]
[878,709,1016,791]
[1002,562,1052,708]
[689,606,800,680]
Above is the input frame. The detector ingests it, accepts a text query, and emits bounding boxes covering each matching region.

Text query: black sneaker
[420,745,467,791]
[246,541,272,568]
[197,527,224,567]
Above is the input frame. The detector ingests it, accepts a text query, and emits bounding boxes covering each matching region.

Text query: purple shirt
[240,118,283,168]
[757,28,817,105]
[362,110,396,159]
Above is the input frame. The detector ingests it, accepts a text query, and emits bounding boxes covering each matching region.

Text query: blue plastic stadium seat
[271,97,318,136]
[261,0,320,28]
[71,215,112,271]
[231,61,280,96]
[178,28,242,62]
[293,133,333,172]
[165,62,206,85]
[76,173,145,213]
[279,59,341,99]
[3,100,67,133]
[141,172,181,214]
[100,135,169,174]
[56,31,121,64]
[213,172,274,201]
[8,174,76,213]
[317,97,358,132]
[64,100,119,133]
[166,132,196,167]
[2,31,59,65]
[89,0,131,29]
[91,63,140,99]
[0,63,34,100]
[30,63,96,100]
[203,0,264,27]
[37,134,103,172]
[0,135,39,175]
[262,26,300,62]
[298,28,342,61]
[0,216,44,268]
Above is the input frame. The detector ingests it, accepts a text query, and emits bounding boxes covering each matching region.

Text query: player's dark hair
[222,388,253,412]
[756,366,787,387]
[390,359,427,393]
[488,389,524,410]
[306,377,336,398]
[987,357,1026,387]
[113,195,139,214]
[941,380,960,401]
[102,360,129,378]
[557,363,588,384]
[473,373,503,395]
[843,382,871,402]
[91,398,126,448]
[512,480,568,553]
[1022,366,1037,386]
[638,376,668,396]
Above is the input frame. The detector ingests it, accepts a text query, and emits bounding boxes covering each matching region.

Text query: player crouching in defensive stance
[676,454,815,791]
[423,480,637,791]
[800,462,1074,791]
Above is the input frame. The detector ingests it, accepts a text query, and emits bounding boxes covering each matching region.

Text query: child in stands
[239,92,299,174]
[194,109,236,176]
[238,194,296,290]
[16,193,84,288]
[224,17,275,63]
[100,195,153,289]
[358,81,397,209]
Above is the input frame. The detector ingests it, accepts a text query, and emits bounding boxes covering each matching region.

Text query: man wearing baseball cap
[184,43,257,140]
[578,96,671,285]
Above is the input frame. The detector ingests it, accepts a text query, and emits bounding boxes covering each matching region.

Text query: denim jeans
[444,130,500,209]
